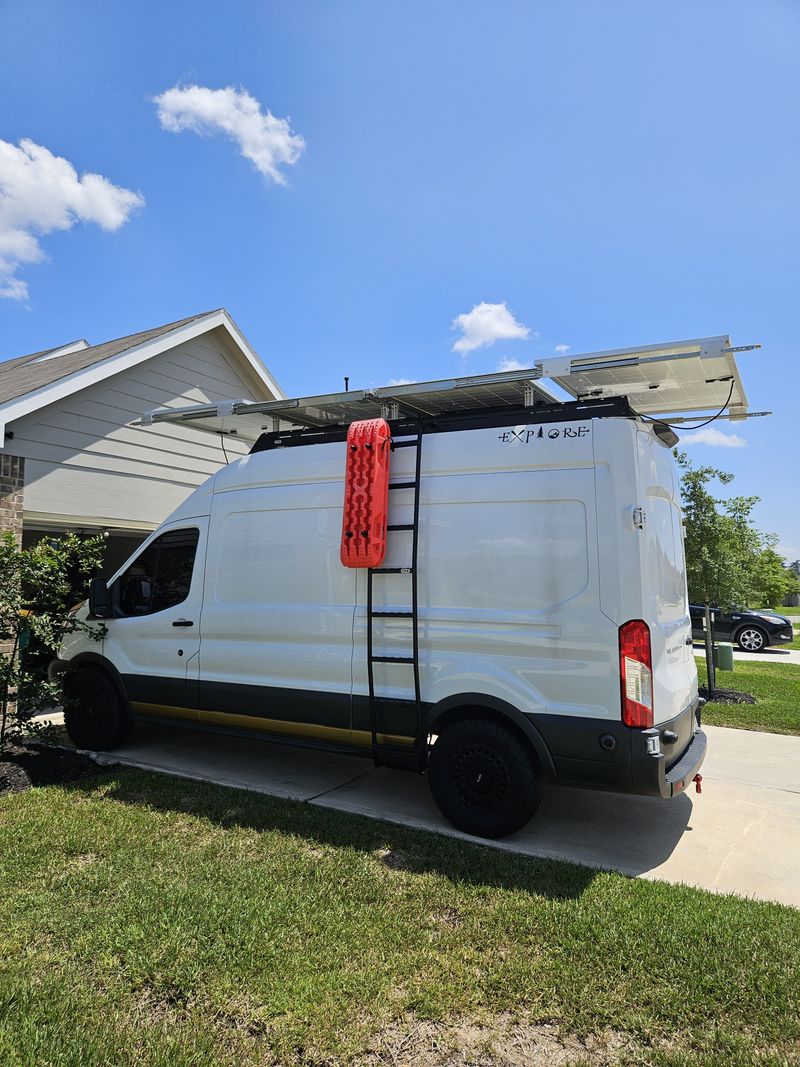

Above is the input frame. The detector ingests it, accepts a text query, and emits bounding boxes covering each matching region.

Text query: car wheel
[63,669,131,750]
[428,716,543,838]
[736,626,767,653]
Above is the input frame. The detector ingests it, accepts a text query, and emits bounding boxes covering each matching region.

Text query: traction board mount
[340,418,392,568]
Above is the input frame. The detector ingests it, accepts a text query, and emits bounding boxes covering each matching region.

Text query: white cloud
[451,301,530,354]
[0,138,144,301]
[154,84,305,185]
[386,377,415,386]
[680,427,746,448]
[555,343,570,353]
[497,357,531,372]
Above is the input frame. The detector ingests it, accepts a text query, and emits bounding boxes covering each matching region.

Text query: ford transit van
[54,387,707,839]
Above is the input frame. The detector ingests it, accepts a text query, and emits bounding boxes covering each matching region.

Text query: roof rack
[250,396,637,453]
[139,334,762,444]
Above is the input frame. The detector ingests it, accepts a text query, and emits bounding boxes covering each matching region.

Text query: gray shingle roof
[0,310,221,408]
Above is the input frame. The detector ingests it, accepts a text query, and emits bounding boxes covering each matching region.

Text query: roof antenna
[344,376,349,392]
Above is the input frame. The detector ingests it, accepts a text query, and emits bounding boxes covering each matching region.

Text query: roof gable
[0,312,214,406]
[0,309,284,439]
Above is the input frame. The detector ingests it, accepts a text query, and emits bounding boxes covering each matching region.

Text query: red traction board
[340,418,392,568]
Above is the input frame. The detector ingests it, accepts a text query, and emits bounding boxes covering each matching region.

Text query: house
[0,309,284,574]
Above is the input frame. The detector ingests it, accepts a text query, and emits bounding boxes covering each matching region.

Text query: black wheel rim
[77,686,104,728]
[450,743,511,811]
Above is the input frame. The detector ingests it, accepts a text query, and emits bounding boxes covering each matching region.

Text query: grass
[1,771,800,1066]
[697,659,800,735]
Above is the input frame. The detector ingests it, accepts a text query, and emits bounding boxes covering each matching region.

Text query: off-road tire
[735,626,767,653]
[63,669,131,751]
[428,716,543,838]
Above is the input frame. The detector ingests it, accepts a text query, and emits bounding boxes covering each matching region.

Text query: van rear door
[636,430,698,724]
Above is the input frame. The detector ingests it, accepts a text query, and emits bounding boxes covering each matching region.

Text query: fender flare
[424,693,556,777]
[63,652,132,715]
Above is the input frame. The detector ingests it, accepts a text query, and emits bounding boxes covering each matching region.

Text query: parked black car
[689,604,795,652]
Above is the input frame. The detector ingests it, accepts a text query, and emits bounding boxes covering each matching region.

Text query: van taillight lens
[619,620,653,728]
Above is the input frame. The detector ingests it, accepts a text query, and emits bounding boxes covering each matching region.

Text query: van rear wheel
[428,717,543,838]
[63,669,131,751]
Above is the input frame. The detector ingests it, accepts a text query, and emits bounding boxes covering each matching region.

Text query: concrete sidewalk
[693,644,800,665]
[79,719,800,909]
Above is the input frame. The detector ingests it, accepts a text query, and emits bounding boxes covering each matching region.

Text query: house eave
[22,510,160,533]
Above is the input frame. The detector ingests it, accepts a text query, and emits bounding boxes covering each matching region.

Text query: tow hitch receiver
[693,774,702,794]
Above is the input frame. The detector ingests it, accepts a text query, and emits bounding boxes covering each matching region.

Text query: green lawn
[1,771,799,1066]
[697,659,800,735]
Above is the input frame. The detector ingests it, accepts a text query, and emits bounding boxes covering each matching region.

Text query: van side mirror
[88,577,110,618]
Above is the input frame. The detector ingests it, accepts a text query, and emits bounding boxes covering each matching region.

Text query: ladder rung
[371,610,413,618]
[371,567,413,574]
[370,655,415,664]
[391,439,419,449]
[388,480,417,490]
[387,523,414,531]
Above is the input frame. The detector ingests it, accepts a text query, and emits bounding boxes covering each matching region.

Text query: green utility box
[713,642,734,671]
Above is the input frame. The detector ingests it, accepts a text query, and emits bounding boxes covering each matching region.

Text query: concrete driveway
[81,720,800,909]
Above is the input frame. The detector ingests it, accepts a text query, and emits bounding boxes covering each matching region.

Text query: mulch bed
[0,742,105,796]
[700,685,757,706]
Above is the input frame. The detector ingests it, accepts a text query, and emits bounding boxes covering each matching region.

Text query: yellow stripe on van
[130,702,413,748]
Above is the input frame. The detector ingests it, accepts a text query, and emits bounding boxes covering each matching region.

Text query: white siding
[10,333,275,529]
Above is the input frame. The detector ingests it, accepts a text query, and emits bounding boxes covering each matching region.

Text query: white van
[55,338,751,838]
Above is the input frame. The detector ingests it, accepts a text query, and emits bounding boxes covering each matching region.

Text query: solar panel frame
[140,334,751,440]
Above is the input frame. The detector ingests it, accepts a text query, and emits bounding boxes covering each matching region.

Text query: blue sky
[1,0,798,558]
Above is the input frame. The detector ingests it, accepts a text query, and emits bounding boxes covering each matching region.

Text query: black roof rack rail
[249,395,635,454]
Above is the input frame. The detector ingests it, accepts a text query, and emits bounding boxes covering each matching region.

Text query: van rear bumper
[630,699,707,798]
[660,726,707,797]
[535,697,706,798]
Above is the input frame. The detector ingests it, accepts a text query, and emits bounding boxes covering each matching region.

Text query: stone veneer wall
[0,453,25,544]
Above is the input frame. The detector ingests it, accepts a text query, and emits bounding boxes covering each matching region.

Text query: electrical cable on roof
[219,432,230,463]
[633,379,736,431]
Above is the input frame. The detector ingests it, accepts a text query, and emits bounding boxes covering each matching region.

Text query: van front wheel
[428,717,543,838]
[63,669,131,751]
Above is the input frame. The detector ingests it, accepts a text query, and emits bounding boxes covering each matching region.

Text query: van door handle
[172,619,194,627]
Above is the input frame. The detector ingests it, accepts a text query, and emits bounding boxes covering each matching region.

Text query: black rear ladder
[366,433,424,769]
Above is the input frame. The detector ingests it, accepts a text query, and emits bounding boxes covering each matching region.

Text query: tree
[676,452,795,610]
[0,531,106,750]
[676,453,764,609]
[754,548,799,609]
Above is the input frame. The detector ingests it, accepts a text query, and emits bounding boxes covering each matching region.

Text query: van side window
[114,528,200,617]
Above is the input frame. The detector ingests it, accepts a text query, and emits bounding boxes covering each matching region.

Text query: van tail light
[619,620,653,728]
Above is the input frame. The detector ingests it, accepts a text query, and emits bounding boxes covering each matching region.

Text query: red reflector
[340,419,391,568]
[619,619,653,728]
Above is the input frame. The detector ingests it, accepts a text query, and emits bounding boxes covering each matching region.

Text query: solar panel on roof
[139,334,757,442]
[547,335,750,417]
